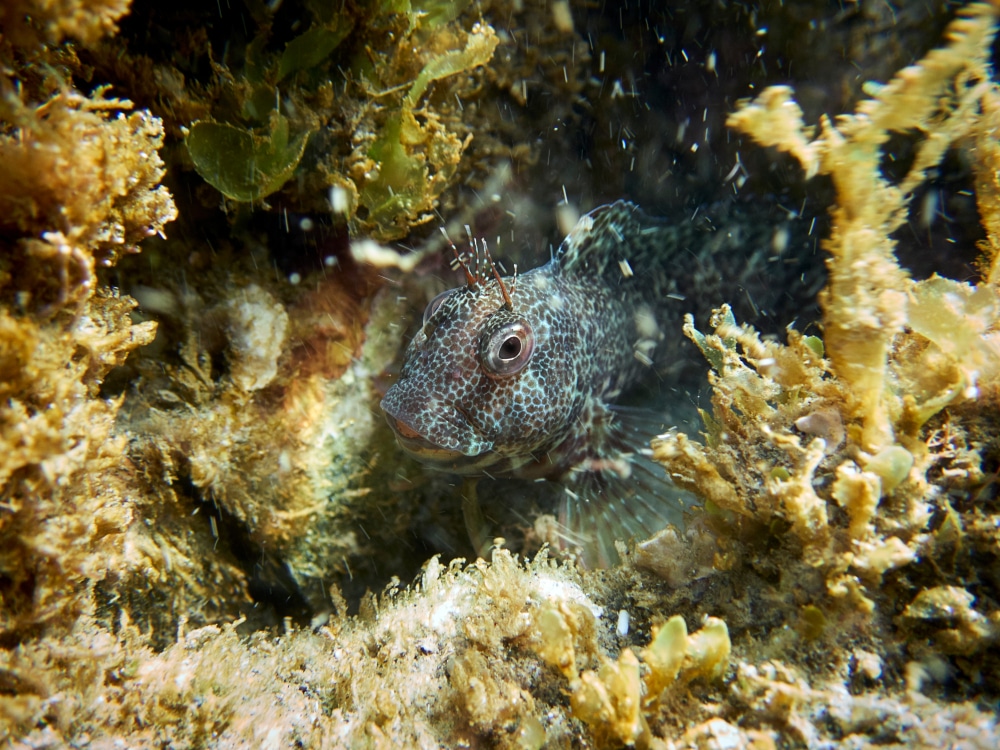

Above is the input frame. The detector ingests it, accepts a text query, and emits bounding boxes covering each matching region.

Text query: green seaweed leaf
[404,24,498,107]
[689,325,725,374]
[802,335,824,359]
[360,113,426,229]
[186,113,313,202]
[279,18,354,81]
[412,0,471,27]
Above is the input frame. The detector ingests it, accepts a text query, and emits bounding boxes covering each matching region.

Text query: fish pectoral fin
[546,403,697,568]
[555,447,694,569]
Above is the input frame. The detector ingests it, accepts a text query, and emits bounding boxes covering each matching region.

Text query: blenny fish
[381,201,740,565]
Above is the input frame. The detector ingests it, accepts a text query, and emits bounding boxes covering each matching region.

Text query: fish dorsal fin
[556,200,665,276]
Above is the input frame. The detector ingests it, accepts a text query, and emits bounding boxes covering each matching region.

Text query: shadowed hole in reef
[188,473,314,629]
[187,479,314,627]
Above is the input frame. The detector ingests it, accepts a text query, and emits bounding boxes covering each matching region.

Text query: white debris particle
[634,305,661,338]
[551,0,574,33]
[771,224,790,255]
[555,202,580,236]
[329,184,350,214]
[616,609,630,637]
[634,349,654,367]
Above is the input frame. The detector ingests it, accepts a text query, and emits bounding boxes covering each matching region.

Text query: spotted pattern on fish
[380,200,799,565]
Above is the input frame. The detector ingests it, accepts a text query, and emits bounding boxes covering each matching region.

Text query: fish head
[380,267,582,474]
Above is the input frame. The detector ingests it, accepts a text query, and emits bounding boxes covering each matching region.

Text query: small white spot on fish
[634,349,654,367]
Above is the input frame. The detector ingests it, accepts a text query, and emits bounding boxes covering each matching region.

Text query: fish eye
[481,320,534,376]
[423,289,455,325]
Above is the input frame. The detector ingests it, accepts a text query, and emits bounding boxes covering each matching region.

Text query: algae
[185,114,314,202]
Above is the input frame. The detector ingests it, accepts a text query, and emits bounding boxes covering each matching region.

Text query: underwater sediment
[1,0,999,747]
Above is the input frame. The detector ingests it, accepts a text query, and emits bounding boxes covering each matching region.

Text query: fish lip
[380,390,490,458]
[384,414,465,459]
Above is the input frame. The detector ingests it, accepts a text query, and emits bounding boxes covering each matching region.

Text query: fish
[380,200,759,566]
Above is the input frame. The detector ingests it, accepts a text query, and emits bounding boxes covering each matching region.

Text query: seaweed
[185,113,314,202]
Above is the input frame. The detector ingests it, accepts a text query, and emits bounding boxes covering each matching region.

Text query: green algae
[185,113,313,202]
[403,20,498,107]
[278,18,355,81]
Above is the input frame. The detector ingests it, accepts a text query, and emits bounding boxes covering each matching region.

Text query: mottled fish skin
[381,198,817,563]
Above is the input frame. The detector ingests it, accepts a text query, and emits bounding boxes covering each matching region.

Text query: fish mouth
[384,414,468,461]
[380,389,493,468]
